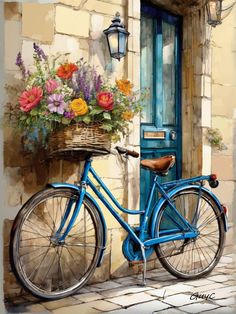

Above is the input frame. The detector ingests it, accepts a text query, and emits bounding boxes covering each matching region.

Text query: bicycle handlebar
[115,146,139,158]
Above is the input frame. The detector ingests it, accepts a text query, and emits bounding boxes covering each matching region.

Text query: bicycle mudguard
[47,183,107,267]
[150,184,228,239]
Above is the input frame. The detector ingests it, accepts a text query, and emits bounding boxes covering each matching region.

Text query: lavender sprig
[15,52,28,78]
[33,43,47,61]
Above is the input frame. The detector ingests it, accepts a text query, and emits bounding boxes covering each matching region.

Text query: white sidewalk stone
[86,299,121,312]
[51,303,100,314]
[106,300,170,314]
[163,293,203,307]
[73,292,103,302]
[179,302,220,313]
[106,291,156,307]
[100,285,152,298]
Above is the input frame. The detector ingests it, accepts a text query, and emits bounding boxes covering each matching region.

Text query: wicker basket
[47,124,111,161]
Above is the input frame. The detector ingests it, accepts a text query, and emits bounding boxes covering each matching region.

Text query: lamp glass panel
[118,32,126,56]
[209,1,218,20]
[108,33,118,55]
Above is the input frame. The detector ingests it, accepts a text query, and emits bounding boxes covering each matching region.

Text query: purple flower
[95,74,102,92]
[33,43,47,61]
[47,94,67,115]
[64,111,75,119]
[15,52,28,78]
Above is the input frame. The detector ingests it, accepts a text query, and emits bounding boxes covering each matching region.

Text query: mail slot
[144,131,166,139]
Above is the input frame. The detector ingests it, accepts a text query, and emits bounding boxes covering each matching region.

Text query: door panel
[140,4,182,210]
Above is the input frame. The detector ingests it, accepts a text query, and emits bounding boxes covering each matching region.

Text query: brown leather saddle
[141,155,176,176]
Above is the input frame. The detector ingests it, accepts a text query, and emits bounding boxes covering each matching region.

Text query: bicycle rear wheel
[154,188,225,279]
[10,188,104,299]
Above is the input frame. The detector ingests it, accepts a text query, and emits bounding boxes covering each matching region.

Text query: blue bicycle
[10,147,227,299]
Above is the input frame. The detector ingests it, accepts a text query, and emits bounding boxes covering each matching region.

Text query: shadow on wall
[3,115,79,299]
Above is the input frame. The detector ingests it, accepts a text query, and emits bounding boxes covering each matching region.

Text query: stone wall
[211,4,236,247]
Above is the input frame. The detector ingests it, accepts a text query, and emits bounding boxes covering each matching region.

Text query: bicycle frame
[52,158,211,248]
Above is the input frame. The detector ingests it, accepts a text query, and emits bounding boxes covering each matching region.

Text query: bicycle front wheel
[10,188,104,299]
[155,188,225,279]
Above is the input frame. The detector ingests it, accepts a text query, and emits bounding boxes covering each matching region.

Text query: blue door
[140,4,182,210]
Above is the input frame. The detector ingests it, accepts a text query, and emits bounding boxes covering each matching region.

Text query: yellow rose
[69,98,88,116]
[122,111,134,121]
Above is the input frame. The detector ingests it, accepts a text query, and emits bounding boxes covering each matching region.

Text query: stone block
[55,6,89,38]
[4,21,21,71]
[202,144,211,175]
[50,33,80,62]
[201,98,211,127]
[128,18,140,53]
[4,2,21,21]
[128,0,140,19]
[56,0,84,6]
[22,3,54,43]
[93,154,124,179]
[90,14,104,40]
[212,155,234,181]
[212,84,236,118]
[212,116,233,145]
[84,0,125,17]
[201,75,212,98]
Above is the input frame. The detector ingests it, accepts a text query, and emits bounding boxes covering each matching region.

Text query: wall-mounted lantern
[206,0,223,27]
[103,12,130,61]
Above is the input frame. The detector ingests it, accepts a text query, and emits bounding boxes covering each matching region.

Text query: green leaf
[90,107,104,115]
[83,116,91,124]
[30,108,38,116]
[19,115,27,121]
[100,123,113,132]
[61,117,71,125]
[103,112,111,120]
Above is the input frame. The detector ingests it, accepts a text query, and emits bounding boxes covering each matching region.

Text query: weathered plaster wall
[182,9,212,178]
[211,4,236,247]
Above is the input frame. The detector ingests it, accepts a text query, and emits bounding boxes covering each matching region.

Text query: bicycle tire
[154,188,225,279]
[10,187,104,300]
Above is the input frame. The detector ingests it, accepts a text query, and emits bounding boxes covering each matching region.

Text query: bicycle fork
[51,187,86,243]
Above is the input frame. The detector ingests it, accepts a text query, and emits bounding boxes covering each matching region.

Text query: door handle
[170,131,177,141]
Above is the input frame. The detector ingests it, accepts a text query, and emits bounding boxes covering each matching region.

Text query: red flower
[19,86,43,112]
[56,63,78,79]
[97,91,114,111]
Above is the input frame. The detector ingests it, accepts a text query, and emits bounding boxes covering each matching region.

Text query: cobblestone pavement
[5,252,236,314]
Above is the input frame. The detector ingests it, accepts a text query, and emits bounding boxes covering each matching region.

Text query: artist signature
[190,292,216,301]
[152,290,215,314]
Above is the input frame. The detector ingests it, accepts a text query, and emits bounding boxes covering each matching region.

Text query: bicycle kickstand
[140,245,147,286]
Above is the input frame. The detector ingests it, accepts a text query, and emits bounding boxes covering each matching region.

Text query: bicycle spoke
[156,189,224,278]
[11,188,103,299]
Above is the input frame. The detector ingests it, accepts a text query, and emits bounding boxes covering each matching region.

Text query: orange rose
[122,111,134,121]
[97,91,114,111]
[56,63,78,79]
[116,79,133,96]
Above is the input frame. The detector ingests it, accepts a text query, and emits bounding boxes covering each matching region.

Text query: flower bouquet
[6,43,144,160]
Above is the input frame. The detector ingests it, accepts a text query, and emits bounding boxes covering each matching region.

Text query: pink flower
[45,79,59,93]
[19,86,43,112]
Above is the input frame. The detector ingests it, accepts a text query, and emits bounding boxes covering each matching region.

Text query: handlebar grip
[126,149,139,158]
[115,146,139,158]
